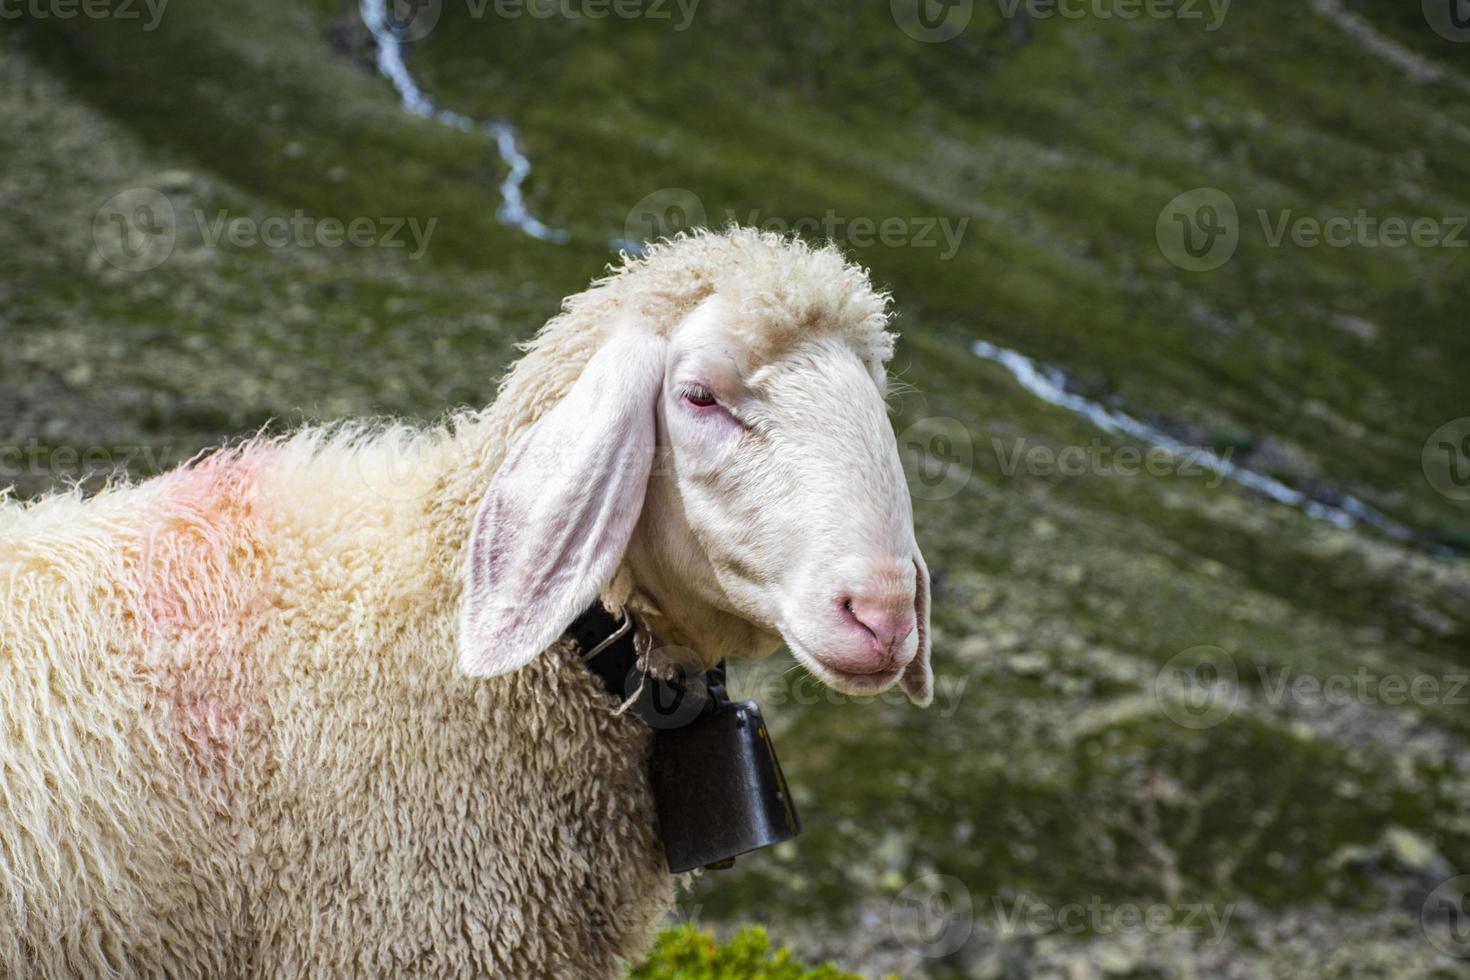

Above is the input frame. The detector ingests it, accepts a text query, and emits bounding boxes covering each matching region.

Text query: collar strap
[567,603,726,725]
[567,603,641,693]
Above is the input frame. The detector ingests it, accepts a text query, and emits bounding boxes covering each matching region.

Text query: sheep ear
[458,328,666,678]
[901,551,933,707]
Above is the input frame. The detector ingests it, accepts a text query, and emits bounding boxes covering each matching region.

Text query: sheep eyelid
[680,383,718,406]
[676,383,754,432]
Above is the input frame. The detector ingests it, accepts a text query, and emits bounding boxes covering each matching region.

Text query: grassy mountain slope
[4,1,1469,975]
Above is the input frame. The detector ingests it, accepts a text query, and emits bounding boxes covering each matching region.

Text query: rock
[1329,313,1378,341]
[967,948,1004,980]
[1006,653,1049,678]
[876,869,906,891]
[1326,842,1376,871]
[1063,955,1097,980]
[1196,558,1226,578]
[1094,937,1142,975]
[1384,826,1449,877]
[1053,564,1086,586]
[992,629,1024,652]
[156,169,195,192]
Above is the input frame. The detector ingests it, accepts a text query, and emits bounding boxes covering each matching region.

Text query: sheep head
[459,229,932,706]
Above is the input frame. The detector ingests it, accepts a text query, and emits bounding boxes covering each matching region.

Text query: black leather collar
[567,603,726,725]
[566,602,644,694]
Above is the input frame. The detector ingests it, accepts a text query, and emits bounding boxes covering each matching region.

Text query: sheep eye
[682,385,718,408]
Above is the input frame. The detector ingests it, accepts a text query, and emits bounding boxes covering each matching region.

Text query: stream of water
[972,339,1412,539]
[355,2,1412,542]
[359,0,570,244]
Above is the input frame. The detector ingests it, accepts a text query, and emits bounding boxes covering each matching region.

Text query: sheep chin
[783,636,906,698]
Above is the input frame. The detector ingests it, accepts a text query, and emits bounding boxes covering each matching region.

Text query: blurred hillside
[3,0,1470,976]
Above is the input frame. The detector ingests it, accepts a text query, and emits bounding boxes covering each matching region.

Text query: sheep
[0,227,933,978]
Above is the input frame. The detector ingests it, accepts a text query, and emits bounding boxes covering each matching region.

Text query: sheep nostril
[839,592,916,664]
[837,595,871,636]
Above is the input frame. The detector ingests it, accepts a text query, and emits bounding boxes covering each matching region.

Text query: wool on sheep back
[0,424,673,977]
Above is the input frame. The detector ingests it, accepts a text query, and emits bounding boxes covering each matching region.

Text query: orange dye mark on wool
[134,449,273,756]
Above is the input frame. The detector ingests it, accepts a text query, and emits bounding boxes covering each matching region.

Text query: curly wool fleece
[0,228,896,978]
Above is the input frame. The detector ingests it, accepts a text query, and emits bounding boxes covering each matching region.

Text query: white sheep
[0,227,932,978]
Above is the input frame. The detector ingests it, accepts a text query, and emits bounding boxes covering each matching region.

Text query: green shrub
[629,925,863,980]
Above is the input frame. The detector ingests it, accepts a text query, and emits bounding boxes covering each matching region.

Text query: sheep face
[458,289,931,707]
[626,297,931,706]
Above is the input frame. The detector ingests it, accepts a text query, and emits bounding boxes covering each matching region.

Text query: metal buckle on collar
[580,606,634,663]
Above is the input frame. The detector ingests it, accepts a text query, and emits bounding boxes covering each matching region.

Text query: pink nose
[839,591,916,668]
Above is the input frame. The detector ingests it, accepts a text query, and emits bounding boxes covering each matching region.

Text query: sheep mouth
[821,664,904,694]
[784,637,906,696]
